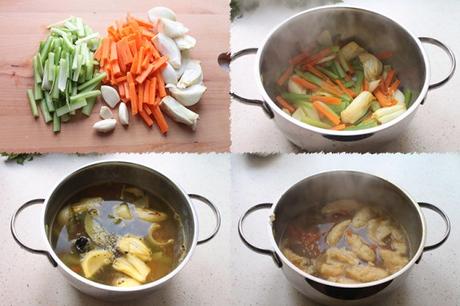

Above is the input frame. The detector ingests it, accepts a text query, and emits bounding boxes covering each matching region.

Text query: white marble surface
[231,153,460,305]
[0,154,231,306]
[230,0,460,153]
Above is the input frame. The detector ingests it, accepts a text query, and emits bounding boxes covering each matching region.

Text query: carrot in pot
[305,64,328,81]
[312,101,341,125]
[277,65,294,86]
[363,79,369,91]
[335,79,356,98]
[389,79,400,94]
[290,52,309,65]
[376,50,394,61]
[385,69,395,89]
[331,123,346,131]
[275,96,296,113]
[374,89,393,107]
[291,75,318,91]
[310,95,341,105]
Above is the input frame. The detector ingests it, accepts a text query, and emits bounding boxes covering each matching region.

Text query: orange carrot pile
[95,14,169,134]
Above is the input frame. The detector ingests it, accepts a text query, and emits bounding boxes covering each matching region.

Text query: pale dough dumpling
[326,247,359,265]
[380,249,408,274]
[346,265,389,282]
[327,219,351,246]
[352,207,375,228]
[321,199,362,215]
[346,232,376,262]
[318,262,344,278]
[368,218,392,244]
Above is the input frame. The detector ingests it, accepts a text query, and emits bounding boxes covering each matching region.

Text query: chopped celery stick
[48,52,55,81]
[39,36,52,63]
[27,89,39,117]
[328,101,348,115]
[341,94,352,103]
[80,81,99,93]
[75,32,99,45]
[82,96,97,116]
[77,72,106,91]
[55,99,88,117]
[39,100,52,123]
[371,100,380,112]
[61,114,71,122]
[36,53,44,76]
[86,52,94,81]
[34,82,43,100]
[75,17,85,37]
[404,89,413,107]
[50,28,75,51]
[69,90,100,102]
[343,80,354,88]
[300,71,323,86]
[345,119,378,130]
[281,92,311,103]
[52,112,61,133]
[338,52,350,72]
[334,60,345,78]
[72,44,80,70]
[54,46,62,65]
[33,55,42,83]
[72,54,83,81]
[354,71,363,93]
[41,60,50,90]
[316,66,338,80]
[302,116,332,129]
[44,92,55,112]
[57,58,68,92]
[64,20,77,31]
[51,66,60,100]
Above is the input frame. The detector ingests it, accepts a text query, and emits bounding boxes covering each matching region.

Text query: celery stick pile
[27,17,104,133]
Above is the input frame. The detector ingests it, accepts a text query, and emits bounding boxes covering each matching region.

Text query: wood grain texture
[0,0,230,153]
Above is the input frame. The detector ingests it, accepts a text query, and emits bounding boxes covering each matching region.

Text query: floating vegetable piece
[153,33,182,69]
[160,96,199,130]
[340,41,365,61]
[56,206,72,226]
[146,223,174,248]
[175,35,197,50]
[177,60,203,89]
[114,203,132,220]
[84,214,115,248]
[99,106,113,119]
[372,104,406,124]
[162,62,178,85]
[166,83,207,106]
[148,7,177,23]
[101,85,120,108]
[93,118,116,133]
[112,254,151,283]
[81,249,113,278]
[359,53,383,81]
[118,102,129,126]
[393,89,405,105]
[71,197,103,214]
[135,207,168,222]
[117,236,152,261]
[113,276,141,287]
[368,79,381,92]
[341,91,374,124]
[122,186,144,199]
[160,18,189,38]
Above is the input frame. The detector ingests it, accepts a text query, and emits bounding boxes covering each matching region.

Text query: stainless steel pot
[238,170,450,305]
[11,161,221,301]
[222,5,456,151]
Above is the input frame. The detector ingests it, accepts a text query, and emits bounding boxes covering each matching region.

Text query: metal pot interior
[44,161,193,261]
[272,171,423,263]
[260,7,426,107]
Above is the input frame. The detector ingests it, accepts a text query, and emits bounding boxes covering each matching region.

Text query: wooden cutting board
[0,0,229,153]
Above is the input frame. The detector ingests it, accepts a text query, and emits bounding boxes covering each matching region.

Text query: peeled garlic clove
[161,96,199,130]
[118,102,129,126]
[148,7,176,23]
[153,33,181,69]
[177,60,203,89]
[160,18,189,38]
[175,35,196,50]
[93,118,116,133]
[162,62,178,85]
[99,106,113,120]
[166,83,206,107]
[175,57,190,79]
[101,85,120,108]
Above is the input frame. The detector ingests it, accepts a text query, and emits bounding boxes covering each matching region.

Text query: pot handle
[189,194,222,245]
[238,203,282,267]
[419,37,456,90]
[218,49,274,118]
[419,202,451,251]
[10,199,57,267]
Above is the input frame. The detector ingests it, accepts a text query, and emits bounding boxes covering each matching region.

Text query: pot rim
[267,169,427,289]
[39,160,199,292]
[254,4,430,137]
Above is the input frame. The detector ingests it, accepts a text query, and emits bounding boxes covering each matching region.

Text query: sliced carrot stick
[149,77,156,104]
[389,79,400,94]
[135,63,154,84]
[335,79,356,98]
[312,101,341,125]
[139,110,154,127]
[138,83,144,111]
[130,53,139,75]
[290,51,309,65]
[123,81,130,101]
[157,74,166,98]
[275,96,296,113]
[151,56,168,73]
[376,50,394,61]
[143,104,152,115]
[305,64,328,80]
[307,47,333,64]
[385,69,395,89]
[118,83,125,98]
[374,89,393,107]
[363,79,369,91]
[276,65,294,86]
[291,75,318,91]
[127,72,138,114]
[136,46,145,74]
[144,79,150,103]
[150,105,168,134]
[310,95,341,105]
[115,75,127,84]
[110,41,118,63]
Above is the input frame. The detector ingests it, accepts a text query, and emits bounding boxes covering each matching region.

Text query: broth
[280,200,410,284]
[50,183,185,287]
